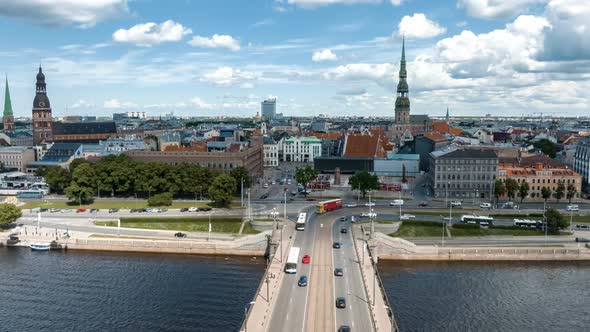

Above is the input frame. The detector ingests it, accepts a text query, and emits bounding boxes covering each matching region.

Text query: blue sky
[0,0,588,118]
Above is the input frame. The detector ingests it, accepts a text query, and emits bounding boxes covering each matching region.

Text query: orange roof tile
[432,122,450,134]
[343,134,385,158]
[424,133,447,141]
[449,128,463,136]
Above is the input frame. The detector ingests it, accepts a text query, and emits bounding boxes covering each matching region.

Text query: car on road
[400,214,416,220]
[335,297,346,308]
[188,207,199,212]
[334,268,343,276]
[160,208,168,213]
[350,216,355,223]
[340,217,346,221]
[365,202,375,207]
[108,208,119,213]
[575,237,590,243]
[271,181,276,185]
[450,201,462,207]
[360,212,376,218]
[338,325,351,332]
[480,203,492,209]
[90,209,99,213]
[174,232,187,238]
[418,201,428,207]
[76,209,86,213]
[260,193,269,199]
[302,255,311,264]
[263,184,269,189]
[442,217,453,222]
[297,275,308,287]
[199,207,212,212]
[332,242,342,249]
[49,208,60,213]
[180,207,189,212]
[567,204,579,212]
[345,203,357,208]
[61,209,73,213]
[575,224,589,230]
[340,228,347,234]
[390,199,404,206]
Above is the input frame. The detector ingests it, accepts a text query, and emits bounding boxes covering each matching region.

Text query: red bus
[316,199,343,214]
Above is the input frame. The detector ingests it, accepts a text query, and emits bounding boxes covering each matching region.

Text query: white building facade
[279,136,322,163]
[263,137,279,167]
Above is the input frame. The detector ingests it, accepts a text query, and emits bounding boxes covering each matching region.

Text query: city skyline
[0,0,588,118]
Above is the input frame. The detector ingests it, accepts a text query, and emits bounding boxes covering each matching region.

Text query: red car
[302,255,311,264]
[418,201,428,207]
[76,209,87,213]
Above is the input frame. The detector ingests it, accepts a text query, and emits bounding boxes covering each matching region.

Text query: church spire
[394,38,410,124]
[3,75,13,118]
[446,107,449,122]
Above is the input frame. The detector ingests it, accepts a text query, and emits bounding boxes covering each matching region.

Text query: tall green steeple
[395,37,410,124]
[3,75,13,118]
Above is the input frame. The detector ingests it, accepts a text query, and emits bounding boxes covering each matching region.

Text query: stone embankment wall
[372,233,590,261]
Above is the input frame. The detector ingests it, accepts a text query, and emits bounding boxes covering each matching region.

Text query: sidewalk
[242,220,295,332]
[353,227,396,332]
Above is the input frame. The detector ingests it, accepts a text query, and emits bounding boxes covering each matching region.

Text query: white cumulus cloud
[188,34,241,51]
[200,66,257,87]
[312,49,339,62]
[0,0,128,28]
[103,99,138,109]
[398,13,446,39]
[457,0,548,20]
[113,20,192,46]
[283,0,382,9]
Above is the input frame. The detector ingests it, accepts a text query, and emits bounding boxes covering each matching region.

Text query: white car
[346,203,357,208]
[365,202,375,207]
[566,205,579,212]
[350,216,356,223]
[400,214,415,220]
[450,201,462,207]
[263,184,269,189]
[360,212,377,218]
[61,209,73,213]
[480,203,492,209]
[390,200,404,206]
[442,217,453,221]
[188,207,199,212]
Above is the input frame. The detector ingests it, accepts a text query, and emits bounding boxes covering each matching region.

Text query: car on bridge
[76,209,86,213]
[174,232,187,238]
[340,228,348,234]
[302,255,311,264]
[418,201,428,207]
[335,297,346,308]
[346,203,357,208]
[297,275,308,287]
[338,326,351,332]
[332,242,342,249]
[365,202,375,207]
[390,199,404,206]
[400,214,416,220]
[334,268,343,276]
[480,203,492,209]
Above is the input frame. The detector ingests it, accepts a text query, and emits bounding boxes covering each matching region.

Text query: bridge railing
[367,239,399,332]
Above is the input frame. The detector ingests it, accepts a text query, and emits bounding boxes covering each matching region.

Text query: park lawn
[449,226,545,237]
[94,217,249,234]
[391,221,445,238]
[22,200,241,210]
[242,222,259,234]
[572,216,590,223]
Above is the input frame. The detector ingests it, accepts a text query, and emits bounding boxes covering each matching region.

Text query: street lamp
[243,301,256,332]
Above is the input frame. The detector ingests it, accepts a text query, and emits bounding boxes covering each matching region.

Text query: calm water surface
[380,261,590,332]
[0,247,264,332]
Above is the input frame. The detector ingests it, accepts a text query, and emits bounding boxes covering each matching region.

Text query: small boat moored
[30,242,51,251]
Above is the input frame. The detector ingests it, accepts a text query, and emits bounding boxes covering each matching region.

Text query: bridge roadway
[268,210,374,332]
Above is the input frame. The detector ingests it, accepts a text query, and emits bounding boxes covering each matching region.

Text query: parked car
[334,268,344,276]
[260,193,269,199]
[90,209,99,213]
[174,232,187,238]
[108,208,119,213]
[390,199,404,206]
[346,203,357,208]
[365,202,375,207]
[263,184,269,189]
[49,208,60,213]
[180,207,189,212]
[418,201,428,207]
[298,275,308,287]
[188,207,198,212]
[76,209,86,213]
[159,208,168,213]
[400,214,416,220]
[335,297,346,308]
[340,228,348,234]
[566,204,579,212]
[61,209,73,213]
[575,237,590,243]
[302,255,311,264]
[332,242,342,249]
[338,326,351,332]
[199,207,212,212]
[350,216,355,223]
[450,201,462,207]
[480,203,492,209]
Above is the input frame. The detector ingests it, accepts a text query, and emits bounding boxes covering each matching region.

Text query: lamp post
[243,301,256,332]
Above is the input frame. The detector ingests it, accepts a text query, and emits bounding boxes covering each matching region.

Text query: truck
[316,199,343,214]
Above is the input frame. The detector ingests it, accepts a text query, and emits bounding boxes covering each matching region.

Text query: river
[0,247,264,332]
[379,260,590,332]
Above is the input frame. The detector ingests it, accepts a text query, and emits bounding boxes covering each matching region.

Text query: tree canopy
[0,204,21,226]
[208,174,237,207]
[494,179,506,203]
[230,166,251,194]
[295,166,318,192]
[532,139,557,158]
[545,208,568,234]
[518,182,529,203]
[349,170,379,199]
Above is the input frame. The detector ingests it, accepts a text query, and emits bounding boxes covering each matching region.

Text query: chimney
[536,162,543,170]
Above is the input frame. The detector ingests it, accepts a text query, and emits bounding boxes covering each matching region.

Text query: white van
[390,199,404,206]
[566,205,579,212]
[480,203,492,209]
[450,201,462,207]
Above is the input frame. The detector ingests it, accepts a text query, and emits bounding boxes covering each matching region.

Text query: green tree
[545,208,568,234]
[532,139,557,158]
[541,186,552,204]
[65,163,97,204]
[493,179,506,204]
[553,181,565,203]
[148,192,173,206]
[518,182,529,204]
[39,166,71,194]
[65,183,94,204]
[295,165,318,193]
[0,204,22,227]
[208,174,237,207]
[505,179,519,201]
[230,166,251,194]
[566,183,577,204]
[349,170,379,199]
[68,158,90,174]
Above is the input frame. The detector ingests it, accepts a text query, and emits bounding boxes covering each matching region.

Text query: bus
[296,213,307,231]
[514,219,541,228]
[16,190,45,199]
[316,199,343,214]
[460,215,494,226]
[285,247,300,274]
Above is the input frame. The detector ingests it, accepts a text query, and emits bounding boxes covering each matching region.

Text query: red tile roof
[343,134,386,158]
[432,122,450,134]
[424,133,447,142]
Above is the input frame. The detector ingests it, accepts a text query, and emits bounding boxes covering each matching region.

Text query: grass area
[571,216,590,223]
[391,220,445,238]
[21,200,242,210]
[89,234,170,240]
[450,224,547,237]
[94,217,253,234]
[242,222,259,234]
